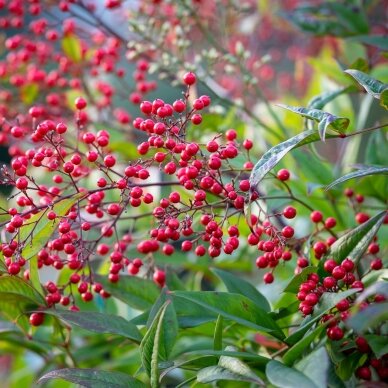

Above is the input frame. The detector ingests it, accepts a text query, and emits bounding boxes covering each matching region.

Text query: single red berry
[332,266,346,280]
[153,270,166,287]
[368,243,379,254]
[325,217,336,229]
[283,206,296,219]
[277,169,290,181]
[29,312,45,326]
[183,72,196,85]
[263,272,274,284]
[370,258,382,270]
[75,97,87,110]
[323,259,337,273]
[282,226,294,238]
[355,212,369,224]
[344,188,354,197]
[341,258,354,272]
[327,326,343,341]
[310,210,323,223]
[356,366,371,380]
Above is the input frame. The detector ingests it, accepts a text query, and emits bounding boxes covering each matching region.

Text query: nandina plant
[0,1,387,387]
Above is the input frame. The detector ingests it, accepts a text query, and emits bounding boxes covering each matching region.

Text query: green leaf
[380,89,388,110]
[20,83,39,104]
[19,193,85,295]
[250,129,337,187]
[96,275,161,310]
[61,34,82,62]
[350,35,388,51]
[283,267,317,294]
[277,104,349,141]
[140,301,178,387]
[197,346,264,385]
[266,360,317,388]
[345,69,388,99]
[308,87,352,110]
[324,210,386,265]
[346,302,388,334]
[0,276,45,331]
[325,166,388,190]
[364,334,388,358]
[212,268,270,312]
[20,193,84,257]
[172,291,285,340]
[295,347,329,388]
[38,368,146,387]
[186,350,269,365]
[283,325,324,365]
[42,310,142,343]
[213,315,223,351]
[336,352,364,381]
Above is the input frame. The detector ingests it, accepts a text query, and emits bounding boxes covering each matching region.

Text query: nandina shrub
[0,1,387,387]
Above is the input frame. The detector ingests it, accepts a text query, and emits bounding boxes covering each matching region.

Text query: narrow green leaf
[172,291,285,340]
[21,83,39,104]
[336,352,364,381]
[61,34,82,62]
[42,310,142,343]
[197,346,264,385]
[350,35,388,50]
[96,275,160,310]
[140,301,178,387]
[308,87,352,109]
[213,315,223,351]
[186,350,269,365]
[345,69,388,99]
[266,360,317,388]
[283,325,324,365]
[19,193,85,295]
[325,167,388,191]
[277,104,349,141]
[283,267,317,294]
[212,268,270,311]
[250,129,337,187]
[346,302,388,334]
[295,347,329,388]
[364,334,388,358]
[324,211,386,265]
[38,368,146,387]
[0,276,45,331]
[380,89,388,110]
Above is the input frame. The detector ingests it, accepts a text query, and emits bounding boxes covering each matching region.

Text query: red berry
[325,217,336,229]
[263,272,274,284]
[310,210,323,223]
[368,243,379,254]
[370,258,382,270]
[281,226,294,238]
[277,169,290,181]
[327,326,343,341]
[356,366,371,380]
[355,212,369,224]
[183,72,196,85]
[75,97,87,110]
[283,206,296,219]
[332,266,346,280]
[29,312,45,326]
[153,270,166,287]
[341,258,354,272]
